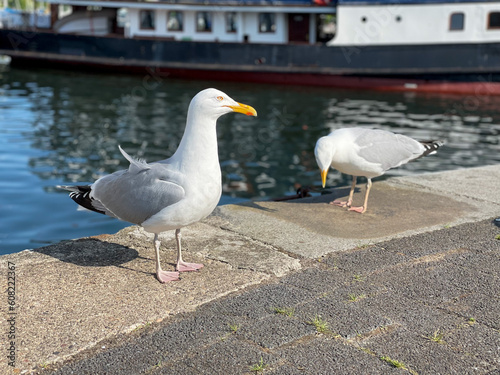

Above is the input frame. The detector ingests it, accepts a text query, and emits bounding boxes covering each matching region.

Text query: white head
[314,136,334,188]
[188,88,257,122]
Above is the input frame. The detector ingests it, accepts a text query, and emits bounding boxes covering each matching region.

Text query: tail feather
[57,185,106,215]
[419,140,444,158]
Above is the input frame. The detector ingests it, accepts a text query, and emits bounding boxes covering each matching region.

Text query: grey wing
[91,164,185,225]
[355,129,425,171]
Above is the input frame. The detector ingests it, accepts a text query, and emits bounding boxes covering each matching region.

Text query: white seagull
[59,88,257,283]
[314,127,443,213]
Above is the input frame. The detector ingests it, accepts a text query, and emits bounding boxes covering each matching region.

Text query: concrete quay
[1,165,499,374]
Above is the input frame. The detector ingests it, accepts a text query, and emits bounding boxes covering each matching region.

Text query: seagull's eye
[216,96,224,101]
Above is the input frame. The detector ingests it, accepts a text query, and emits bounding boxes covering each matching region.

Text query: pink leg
[175,229,204,272]
[348,178,372,214]
[331,176,356,208]
[154,234,180,283]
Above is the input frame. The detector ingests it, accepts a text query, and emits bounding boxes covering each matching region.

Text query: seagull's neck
[170,112,220,174]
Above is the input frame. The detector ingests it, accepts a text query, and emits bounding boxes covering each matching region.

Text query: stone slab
[214,180,475,258]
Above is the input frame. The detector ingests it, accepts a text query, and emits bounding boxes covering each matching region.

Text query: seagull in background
[315,127,443,213]
[59,88,257,283]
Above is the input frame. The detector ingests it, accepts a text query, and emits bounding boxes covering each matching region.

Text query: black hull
[2,29,500,94]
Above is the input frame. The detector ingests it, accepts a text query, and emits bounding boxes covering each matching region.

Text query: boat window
[226,12,237,33]
[167,11,183,31]
[140,10,155,30]
[316,14,336,43]
[196,12,212,32]
[488,12,500,29]
[450,12,465,30]
[259,13,276,33]
[117,8,128,28]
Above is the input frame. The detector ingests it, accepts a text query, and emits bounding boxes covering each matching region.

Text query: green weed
[424,329,445,344]
[307,315,330,334]
[273,307,295,317]
[249,357,268,372]
[380,356,406,369]
[348,293,367,302]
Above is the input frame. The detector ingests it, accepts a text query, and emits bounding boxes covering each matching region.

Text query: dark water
[1,65,499,253]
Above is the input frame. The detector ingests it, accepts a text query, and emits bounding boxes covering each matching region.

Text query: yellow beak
[226,102,258,117]
[320,169,328,188]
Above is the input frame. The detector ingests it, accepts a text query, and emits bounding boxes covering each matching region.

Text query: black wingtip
[420,140,444,157]
[63,185,106,215]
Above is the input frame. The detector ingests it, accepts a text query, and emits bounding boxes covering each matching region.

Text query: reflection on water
[0,66,499,252]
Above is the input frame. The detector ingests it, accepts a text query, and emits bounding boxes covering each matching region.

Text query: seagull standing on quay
[315,127,443,213]
[59,88,257,283]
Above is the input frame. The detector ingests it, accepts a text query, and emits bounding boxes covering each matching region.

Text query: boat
[2,0,500,95]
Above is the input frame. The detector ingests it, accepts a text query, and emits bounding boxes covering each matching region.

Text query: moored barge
[2,0,500,94]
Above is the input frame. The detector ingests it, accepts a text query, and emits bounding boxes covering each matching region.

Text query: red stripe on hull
[152,67,500,96]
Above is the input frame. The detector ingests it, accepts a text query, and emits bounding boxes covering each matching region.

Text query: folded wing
[356,129,426,171]
[91,161,185,225]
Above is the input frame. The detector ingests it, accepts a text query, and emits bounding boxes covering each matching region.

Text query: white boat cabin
[42,0,500,46]
[334,0,500,45]
[44,0,335,44]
